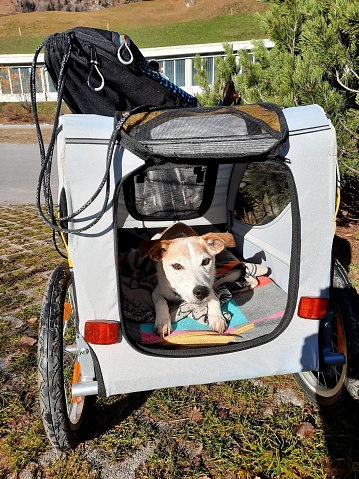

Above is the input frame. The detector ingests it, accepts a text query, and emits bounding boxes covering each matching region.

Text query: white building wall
[0,40,274,102]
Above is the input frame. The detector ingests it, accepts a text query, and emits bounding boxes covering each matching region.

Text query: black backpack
[30,27,198,237]
[37,26,197,116]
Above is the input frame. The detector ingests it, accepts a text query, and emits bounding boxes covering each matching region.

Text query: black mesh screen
[123,163,218,221]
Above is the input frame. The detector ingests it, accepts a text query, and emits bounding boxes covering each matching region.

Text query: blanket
[119,249,274,347]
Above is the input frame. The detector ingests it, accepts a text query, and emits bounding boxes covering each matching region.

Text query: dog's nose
[193,286,209,301]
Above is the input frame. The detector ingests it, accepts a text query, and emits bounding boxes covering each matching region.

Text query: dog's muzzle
[193,286,210,301]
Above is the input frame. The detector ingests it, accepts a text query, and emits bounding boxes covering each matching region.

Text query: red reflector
[84,320,119,345]
[298,297,328,319]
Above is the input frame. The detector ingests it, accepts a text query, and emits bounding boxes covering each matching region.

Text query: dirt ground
[0,127,53,144]
[335,224,359,289]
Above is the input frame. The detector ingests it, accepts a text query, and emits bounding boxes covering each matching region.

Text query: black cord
[31,33,120,235]
[31,34,165,235]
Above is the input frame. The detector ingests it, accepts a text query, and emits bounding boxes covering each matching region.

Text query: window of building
[175,59,185,87]
[164,59,174,83]
[19,67,31,94]
[192,56,215,86]
[9,68,23,94]
[233,161,291,225]
[45,68,57,93]
[0,67,11,94]
[0,66,50,96]
[158,59,185,87]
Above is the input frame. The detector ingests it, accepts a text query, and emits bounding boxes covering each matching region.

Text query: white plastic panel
[232,206,292,292]
[55,105,338,397]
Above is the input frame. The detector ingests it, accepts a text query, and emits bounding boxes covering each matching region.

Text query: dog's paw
[208,314,227,334]
[155,317,172,337]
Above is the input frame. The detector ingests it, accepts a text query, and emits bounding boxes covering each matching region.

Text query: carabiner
[87,45,105,92]
[117,36,134,65]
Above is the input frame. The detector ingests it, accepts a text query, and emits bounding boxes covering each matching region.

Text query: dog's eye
[202,258,211,266]
[172,263,184,270]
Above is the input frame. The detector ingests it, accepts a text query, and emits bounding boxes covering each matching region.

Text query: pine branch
[338,117,359,141]
[350,68,359,81]
[255,85,265,102]
[335,70,359,93]
[339,159,359,175]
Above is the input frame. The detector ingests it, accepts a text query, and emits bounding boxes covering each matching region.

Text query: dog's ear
[140,240,170,261]
[201,232,236,255]
[159,222,198,240]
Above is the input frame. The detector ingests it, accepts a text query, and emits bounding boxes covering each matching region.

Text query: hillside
[0,0,268,53]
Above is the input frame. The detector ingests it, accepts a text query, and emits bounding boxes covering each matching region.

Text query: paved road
[0,143,58,204]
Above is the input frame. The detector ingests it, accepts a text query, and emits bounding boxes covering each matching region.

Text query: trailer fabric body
[56,104,337,397]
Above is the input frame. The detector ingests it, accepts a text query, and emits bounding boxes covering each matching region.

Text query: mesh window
[234,160,290,225]
[123,163,218,221]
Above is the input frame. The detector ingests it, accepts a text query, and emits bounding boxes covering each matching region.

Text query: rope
[30,31,178,235]
[30,33,126,235]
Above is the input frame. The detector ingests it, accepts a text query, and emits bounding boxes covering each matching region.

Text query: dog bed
[119,249,287,348]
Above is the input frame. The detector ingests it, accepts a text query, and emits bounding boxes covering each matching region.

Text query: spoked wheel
[295,259,359,409]
[38,263,91,452]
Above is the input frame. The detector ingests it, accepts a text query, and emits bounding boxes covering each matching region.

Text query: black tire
[295,259,359,409]
[38,263,90,452]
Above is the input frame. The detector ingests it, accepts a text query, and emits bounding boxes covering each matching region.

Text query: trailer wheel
[295,259,359,409]
[38,263,90,452]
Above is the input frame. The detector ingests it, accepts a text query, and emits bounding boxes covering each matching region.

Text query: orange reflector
[336,315,345,353]
[63,302,72,323]
[72,361,81,403]
[84,320,119,345]
[298,297,328,319]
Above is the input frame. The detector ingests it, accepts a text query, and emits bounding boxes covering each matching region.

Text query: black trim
[89,346,106,397]
[119,103,289,163]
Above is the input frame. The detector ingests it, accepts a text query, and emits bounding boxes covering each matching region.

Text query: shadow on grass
[301,234,359,475]
[320,399,359,476]
[333,234,352,272]
[81,390,153,442]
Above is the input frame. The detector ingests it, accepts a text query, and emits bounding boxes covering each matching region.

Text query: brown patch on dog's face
[201,232,236,254]
[140,239,170,262]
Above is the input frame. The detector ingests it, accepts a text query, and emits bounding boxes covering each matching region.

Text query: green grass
[1,204,359,478]
[351,265,359,291]
[0,13,264,54]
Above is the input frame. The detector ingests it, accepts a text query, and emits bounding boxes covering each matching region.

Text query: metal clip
[117,38,134,65]
[87,45,105,92]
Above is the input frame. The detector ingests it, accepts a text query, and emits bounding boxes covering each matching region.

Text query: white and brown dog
[140,223,236,337]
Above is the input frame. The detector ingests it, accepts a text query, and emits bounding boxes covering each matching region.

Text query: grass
[0,14,265,54]
[1,204,359,478]
[0,0,267,54]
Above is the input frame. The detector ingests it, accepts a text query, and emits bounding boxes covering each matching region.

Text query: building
[0,39,274,102]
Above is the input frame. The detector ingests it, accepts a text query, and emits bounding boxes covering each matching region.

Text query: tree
[194,0,359,183]
[193,43,238,106]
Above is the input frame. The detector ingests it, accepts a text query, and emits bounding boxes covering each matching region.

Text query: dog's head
[140,232,235,304]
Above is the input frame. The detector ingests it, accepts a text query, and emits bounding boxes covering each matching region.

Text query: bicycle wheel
[295,259,359,409]
[38,263,90,452]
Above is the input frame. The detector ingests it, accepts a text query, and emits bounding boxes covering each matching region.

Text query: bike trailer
[37,103,359,452]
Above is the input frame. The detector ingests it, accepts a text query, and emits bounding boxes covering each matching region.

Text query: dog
[140,223,236,337]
